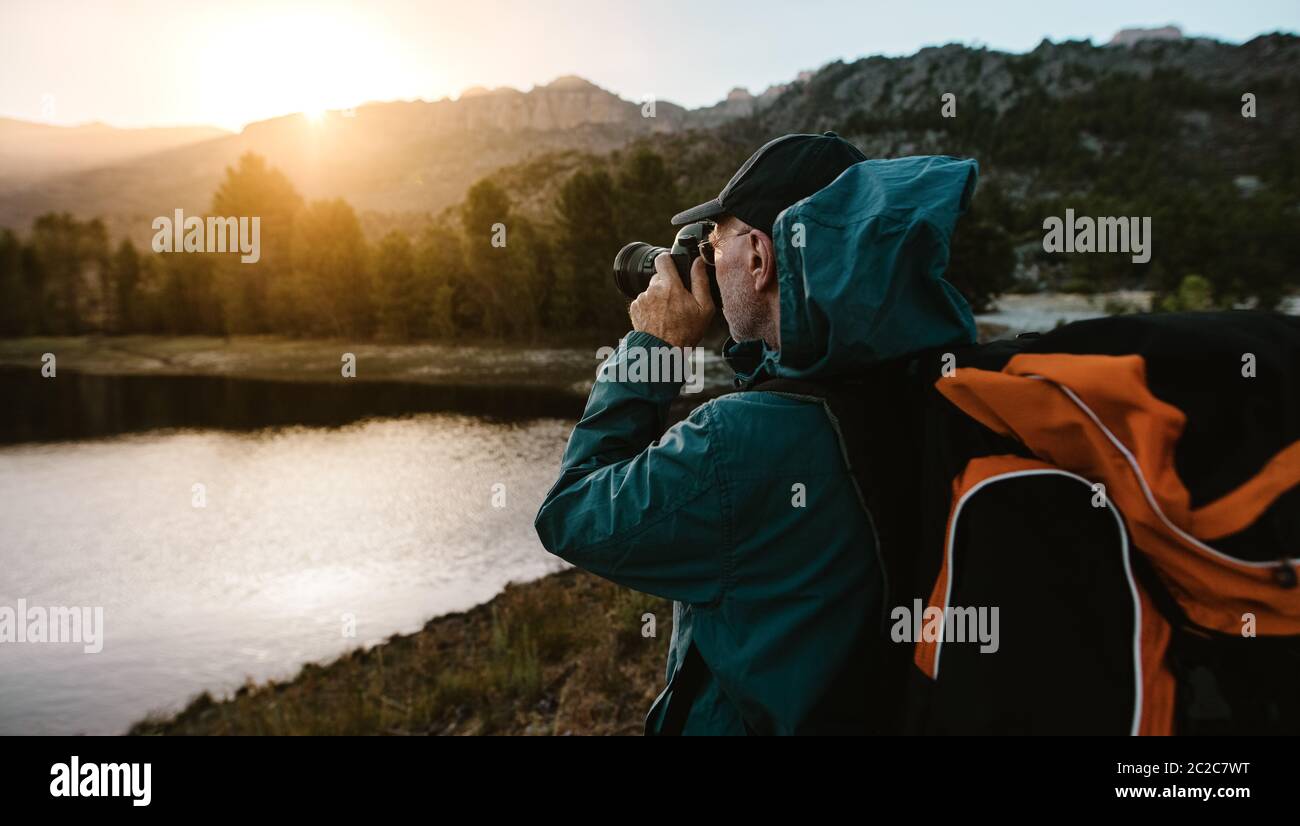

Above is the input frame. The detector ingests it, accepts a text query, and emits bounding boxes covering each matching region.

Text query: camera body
[612,221,722,308]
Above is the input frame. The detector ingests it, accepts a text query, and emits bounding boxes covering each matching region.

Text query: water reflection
[0,367,586,444]
[0,407,573,734]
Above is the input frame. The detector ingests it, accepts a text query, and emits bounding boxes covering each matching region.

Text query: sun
[198,9,404,130]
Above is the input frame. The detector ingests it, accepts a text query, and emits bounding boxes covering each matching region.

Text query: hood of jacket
[725,155,979,387]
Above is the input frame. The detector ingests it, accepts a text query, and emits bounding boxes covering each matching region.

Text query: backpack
[755,310,1300,735]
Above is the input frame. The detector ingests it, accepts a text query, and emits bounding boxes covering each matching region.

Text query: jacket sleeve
[534,330,727,605]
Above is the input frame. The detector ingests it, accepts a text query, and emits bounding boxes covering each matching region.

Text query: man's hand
[629,254,715,348]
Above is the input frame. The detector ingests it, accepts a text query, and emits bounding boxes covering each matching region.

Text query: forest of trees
[0,150,694,342]
[855,65,1300,308]
[0,146,1023,342]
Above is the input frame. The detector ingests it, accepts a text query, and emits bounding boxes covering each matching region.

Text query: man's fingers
[653,253,686,293]
[689,256,714,311]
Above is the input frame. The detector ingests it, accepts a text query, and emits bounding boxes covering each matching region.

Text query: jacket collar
[722,336,777,390]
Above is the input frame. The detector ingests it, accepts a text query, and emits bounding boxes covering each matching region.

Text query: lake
[0,372,589,735]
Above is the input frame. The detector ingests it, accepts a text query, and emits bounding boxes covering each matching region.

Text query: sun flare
[198,9,409,130]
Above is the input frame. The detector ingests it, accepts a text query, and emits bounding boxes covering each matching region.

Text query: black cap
[671,132,867,234]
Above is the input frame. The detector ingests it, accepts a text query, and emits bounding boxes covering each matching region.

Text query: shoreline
[0,334,603,389]
[129,568,671,736]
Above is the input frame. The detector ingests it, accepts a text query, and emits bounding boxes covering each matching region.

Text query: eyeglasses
[699,224,753,265]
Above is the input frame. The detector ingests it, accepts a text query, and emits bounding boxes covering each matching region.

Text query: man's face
[709,216,772,345]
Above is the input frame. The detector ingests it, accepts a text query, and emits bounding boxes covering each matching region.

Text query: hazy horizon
[2,0,1297,132]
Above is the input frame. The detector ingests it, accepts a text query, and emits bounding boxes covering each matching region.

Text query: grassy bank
[129,569,672,736]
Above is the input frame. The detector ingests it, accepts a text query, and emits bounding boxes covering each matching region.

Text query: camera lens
[612,242,666,299]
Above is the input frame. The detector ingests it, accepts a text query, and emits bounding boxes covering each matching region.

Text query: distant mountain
[486,32,1299,215]
[1,31,1296,255]
[1107,25,1183,47]
[0,75,778,246]
[723,31,1298,299]
[736,32,1296,156]
[0,118,228,188]
[463,31,1297,304]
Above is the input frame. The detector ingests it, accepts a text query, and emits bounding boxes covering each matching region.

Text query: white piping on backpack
[1025,374,1295,571]
[934,468,1142,737]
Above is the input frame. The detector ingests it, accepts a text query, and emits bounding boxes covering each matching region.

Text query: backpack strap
[746,356,1032,733]
[748,368,920,619]
[748,369,924,733]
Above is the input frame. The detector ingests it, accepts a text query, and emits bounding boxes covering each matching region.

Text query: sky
[2,0,1297,132]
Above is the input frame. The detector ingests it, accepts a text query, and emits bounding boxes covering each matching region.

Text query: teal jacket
[535,155,979,734]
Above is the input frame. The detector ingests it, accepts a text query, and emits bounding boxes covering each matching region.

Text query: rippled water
[0,416,572,734]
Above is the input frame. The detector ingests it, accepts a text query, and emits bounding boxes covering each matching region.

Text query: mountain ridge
[1,31,1296,251]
